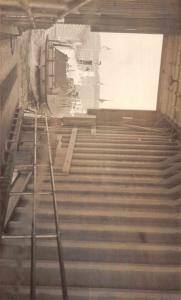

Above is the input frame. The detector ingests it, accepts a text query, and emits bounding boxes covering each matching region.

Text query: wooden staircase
[1,113,181,299]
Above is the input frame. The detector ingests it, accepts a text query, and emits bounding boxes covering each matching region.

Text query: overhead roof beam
[0,0,94,30]
[17,0,35,28]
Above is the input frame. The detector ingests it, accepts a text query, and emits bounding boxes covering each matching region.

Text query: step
[70,166,164,177]
[74,141,180,151]
[74,135,175,143]
[76,133,175,140]
[8,222,181,244]
[0,286,180,300]
[26,182,170,196]
[1,239,181,265]
[14,207,178,227]
[40,173,181,189]
[20,193,175,210]
[41,166,171,176]
[39,173,166,186]
[96,125,169,132]
[73,153,169,162]
[71,159,164,169]
[75,136,176,146]
[27,198,176,213]
[94,130,170,137]
[74,147,177,156]
[77,133,173,139]
[0,259,181,290]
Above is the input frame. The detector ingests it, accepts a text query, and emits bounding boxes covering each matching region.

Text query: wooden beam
[17,0,35,28]
[63,115,96,126]
[91,125,96,135]
[0,0,66,10]
[29,1,67,10]
[121,123,169,133]
[54,135,62,165]
[65,14,181,34]
[0,9,57,18]
[62,128,77,174]
[0,24,19,38]
[59,0,92,19]
[3,172,32,230]
[0,0,92,31]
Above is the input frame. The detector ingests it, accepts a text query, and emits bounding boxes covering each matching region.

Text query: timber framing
[0,107,23,236]
[157,35,181,129]
[0,0,92,32]
[64,0,181,34]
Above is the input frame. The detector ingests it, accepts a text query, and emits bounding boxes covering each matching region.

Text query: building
[45,23,100,113]
[75,27,101,110]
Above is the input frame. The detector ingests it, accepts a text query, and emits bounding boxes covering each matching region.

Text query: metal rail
[10,192,53,195]
[2,234,57,239]
[2,112,68,298]
[30,113,37,299]
[45,115,68,300]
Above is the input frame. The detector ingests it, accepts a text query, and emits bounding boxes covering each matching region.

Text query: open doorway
[99,33,163,110]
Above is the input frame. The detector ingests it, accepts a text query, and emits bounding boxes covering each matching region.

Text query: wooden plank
[54,135,62,165]
[38,173,163,185]
[70,166,162,177]
[75,137,174,146]
[122,123,170,133]
[0,107,22,235]
[62,128,77,174]
[62,115,96,127]
[4,172,32,230]
[74,142,179,150]
[78,0,181,18]
[0,24,19,39]
[35,182,167,195]
[73,153,168,162]
[91,126,96,135]
[71,159,161,169]
[74,147,176,156]
[0,65,17,109]
[17,0,36,28]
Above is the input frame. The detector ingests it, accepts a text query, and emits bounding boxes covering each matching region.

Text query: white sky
[99,33,163,110]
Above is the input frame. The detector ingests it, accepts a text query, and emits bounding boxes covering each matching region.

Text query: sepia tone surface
[1,1,181,299]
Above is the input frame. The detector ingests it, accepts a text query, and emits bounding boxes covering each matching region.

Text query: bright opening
[99,33,163,110]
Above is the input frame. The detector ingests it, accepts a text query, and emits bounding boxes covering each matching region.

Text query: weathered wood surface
[65,0,181,34]
[157,35,181,128]
[62,128,77,173]
[62,115,96,127]
[0,0,92,31]
[0,24,19,39]
[4,172,32,230]
[66,14,181,34]
[91,126,96,135]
